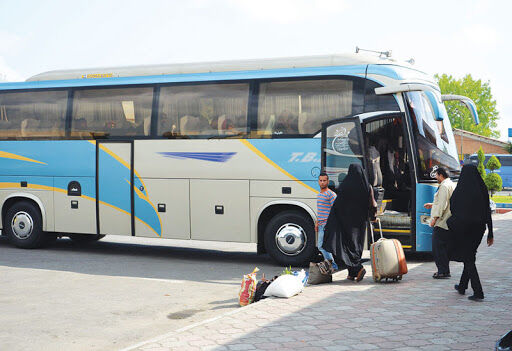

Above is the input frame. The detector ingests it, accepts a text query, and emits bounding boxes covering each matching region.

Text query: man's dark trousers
[432,226,451,274]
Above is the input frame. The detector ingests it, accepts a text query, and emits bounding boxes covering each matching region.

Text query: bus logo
[158,152,236,163]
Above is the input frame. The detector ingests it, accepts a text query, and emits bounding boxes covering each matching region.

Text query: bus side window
[0,90,67,139]
[157,83,249,138]
[71,87,153,138]
[255,78,359,137]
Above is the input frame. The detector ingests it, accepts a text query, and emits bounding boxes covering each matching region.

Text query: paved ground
[124,213,512,351]
[0,236,287,351]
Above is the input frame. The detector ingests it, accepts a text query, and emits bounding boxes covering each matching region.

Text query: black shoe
[454,284,465,295]
[468,295,484,301]
[433,272,451,279]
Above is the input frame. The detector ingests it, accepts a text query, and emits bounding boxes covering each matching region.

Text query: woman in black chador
[448,164,494,301]
[322,163,376,282]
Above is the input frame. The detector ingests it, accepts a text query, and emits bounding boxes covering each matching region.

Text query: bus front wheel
[4,201,47,249]
[264,210,315,266]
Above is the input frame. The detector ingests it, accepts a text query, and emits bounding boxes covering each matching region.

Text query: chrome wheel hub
[275,223,307,256]
[11,211,34,240]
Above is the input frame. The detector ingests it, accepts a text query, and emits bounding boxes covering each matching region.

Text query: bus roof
[470,154,512,157]
[26,53,417,82]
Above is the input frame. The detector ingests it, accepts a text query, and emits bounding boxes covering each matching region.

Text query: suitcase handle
[369,217,383,244]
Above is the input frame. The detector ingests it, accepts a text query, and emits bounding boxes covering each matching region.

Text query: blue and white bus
[0,54,478,265]
[467,154,512,189]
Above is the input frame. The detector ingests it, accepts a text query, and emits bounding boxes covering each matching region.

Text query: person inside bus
[274,110,298,134]
[75,118,88,131]
[322,163,377,282]
[366,134,382,187]
[448,164,494,301]
[423,167,456,279]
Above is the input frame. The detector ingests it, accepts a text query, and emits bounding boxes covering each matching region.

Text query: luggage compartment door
[190,179,250,242]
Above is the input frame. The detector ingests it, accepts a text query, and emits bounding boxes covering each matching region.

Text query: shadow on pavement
[0,235,281,283]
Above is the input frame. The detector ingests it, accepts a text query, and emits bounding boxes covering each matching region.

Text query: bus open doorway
[362,114,414,250]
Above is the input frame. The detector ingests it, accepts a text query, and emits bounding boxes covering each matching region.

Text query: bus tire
[264,210,315,266]
[4,200,46,249]
[69,234,105,243]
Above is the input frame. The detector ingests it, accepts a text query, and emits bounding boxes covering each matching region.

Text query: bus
[0,53,479,265]
[467,154,512,189]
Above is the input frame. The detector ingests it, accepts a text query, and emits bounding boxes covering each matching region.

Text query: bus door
[321,116,365,189]
[97,141,133,236]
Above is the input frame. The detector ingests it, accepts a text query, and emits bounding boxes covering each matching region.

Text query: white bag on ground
[264,270,306,298]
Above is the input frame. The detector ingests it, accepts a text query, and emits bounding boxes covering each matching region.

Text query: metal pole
[460,117,463,163]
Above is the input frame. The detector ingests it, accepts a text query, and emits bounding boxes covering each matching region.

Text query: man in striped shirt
[316,172,338,271]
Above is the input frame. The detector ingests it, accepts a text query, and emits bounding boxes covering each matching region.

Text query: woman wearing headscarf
[448,164,494,301]
[322,163,376,281]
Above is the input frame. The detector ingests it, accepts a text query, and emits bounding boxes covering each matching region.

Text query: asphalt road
[0,235,286,351]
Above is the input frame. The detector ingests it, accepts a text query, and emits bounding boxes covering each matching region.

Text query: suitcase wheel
[373,273,381,282]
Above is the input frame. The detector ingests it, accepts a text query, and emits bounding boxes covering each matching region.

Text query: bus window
[0,90,68,139]
[256,79,362,137]
[71,87,153,138]
[499,156,512,167]
[157,83,249,138]
[406,91,460,179]
[364,80,400,113]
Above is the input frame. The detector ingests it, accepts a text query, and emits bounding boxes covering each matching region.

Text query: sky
[0,0,511,140]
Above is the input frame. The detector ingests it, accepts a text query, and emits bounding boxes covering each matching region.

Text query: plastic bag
[238,267,259,306]
[293,269,308,286]
[264,269,306,298]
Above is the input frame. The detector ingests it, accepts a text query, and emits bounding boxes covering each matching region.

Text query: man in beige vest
[423,167,456,279]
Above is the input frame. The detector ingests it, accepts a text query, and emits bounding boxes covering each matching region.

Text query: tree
[477,146,486,179]
[486,155,501,172]
[485,173,502,195]
[484,154,503,195]
[435,74,500,138]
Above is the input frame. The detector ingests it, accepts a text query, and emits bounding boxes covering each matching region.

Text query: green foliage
[281,266,293,275]
[486,155,501,172]
[491,195,512,203]
[477,146,485,163]
[485,172,502,195]
[435,74,500,138]
[477,163,486,179]
[477,146,486,179]
[506,142,512,154]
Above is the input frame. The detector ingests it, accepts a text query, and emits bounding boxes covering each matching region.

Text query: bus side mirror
[441,94,479,125]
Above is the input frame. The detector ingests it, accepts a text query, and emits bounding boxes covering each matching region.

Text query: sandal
[346,275,355,281]
[355,268,366,282]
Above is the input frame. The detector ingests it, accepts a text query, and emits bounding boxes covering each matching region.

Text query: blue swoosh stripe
[158,152,236,163]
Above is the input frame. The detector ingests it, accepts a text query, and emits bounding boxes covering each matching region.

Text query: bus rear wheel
[4,201,47,249]
[264,210,315,266]
[69,234,106,243]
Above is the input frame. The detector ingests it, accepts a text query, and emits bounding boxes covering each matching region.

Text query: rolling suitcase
[370,218,408,282]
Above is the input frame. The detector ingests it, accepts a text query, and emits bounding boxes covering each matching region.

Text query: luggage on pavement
[369,218,408,282]
[264,270,307,298]
[238,267,259,306]
[307,262,332,285]
[253,274,271,302]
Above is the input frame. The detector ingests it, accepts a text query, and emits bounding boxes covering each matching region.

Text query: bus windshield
[406,91,460,180]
